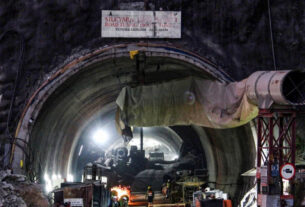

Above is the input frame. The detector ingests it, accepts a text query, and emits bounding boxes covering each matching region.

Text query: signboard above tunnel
[101,10,181,38]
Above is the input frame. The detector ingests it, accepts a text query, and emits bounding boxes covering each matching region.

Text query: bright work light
[92,128,109,144]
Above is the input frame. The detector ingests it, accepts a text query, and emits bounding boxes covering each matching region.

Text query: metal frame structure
[257,109,296,176]
[256,108,298,206]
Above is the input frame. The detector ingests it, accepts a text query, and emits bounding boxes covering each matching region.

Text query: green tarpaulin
[116,77,258,129]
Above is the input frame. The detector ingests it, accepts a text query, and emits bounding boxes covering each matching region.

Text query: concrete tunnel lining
[12,44,229,170]
[12,44,256,201]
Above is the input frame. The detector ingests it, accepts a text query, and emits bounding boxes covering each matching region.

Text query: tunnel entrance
[12,44,255,203]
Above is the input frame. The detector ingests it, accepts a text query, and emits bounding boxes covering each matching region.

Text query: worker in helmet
[146,185,154,204]
[109,191,120,207]
[120,196,128,207]
[112,196,120,207]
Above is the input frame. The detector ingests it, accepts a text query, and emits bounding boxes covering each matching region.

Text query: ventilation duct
[246,70,305,108]
[116,70,305,129]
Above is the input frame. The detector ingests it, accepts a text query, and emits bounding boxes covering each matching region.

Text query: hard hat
[147,185,151,189]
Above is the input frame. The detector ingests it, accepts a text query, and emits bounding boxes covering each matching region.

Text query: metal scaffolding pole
[140,127,143,151]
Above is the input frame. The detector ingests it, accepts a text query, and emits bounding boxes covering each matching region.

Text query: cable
[0,138,30,165]
[267,0,277,71]
[0,136,42,182]
[7,32,24,136]
[0,30,25,167]
[0,30,24,135]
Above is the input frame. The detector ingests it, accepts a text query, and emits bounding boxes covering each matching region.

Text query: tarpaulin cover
[116,77,258,129]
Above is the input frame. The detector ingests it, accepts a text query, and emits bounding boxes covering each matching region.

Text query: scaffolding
[256,108,302,206]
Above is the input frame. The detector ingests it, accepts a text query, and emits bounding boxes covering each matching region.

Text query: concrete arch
[12,43,231,171]
[11,43,254,202]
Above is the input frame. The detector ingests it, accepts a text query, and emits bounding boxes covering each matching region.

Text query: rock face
[0,170,49,207]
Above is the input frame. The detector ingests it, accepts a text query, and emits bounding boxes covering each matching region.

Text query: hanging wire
[0,137,30,162]
[0,135,42,181]
[0,30,24,168]
[267,0,277,71]
[6,32,24,137]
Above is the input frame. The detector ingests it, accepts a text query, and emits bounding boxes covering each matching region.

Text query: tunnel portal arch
[12,43,231,170]
[11,43,254,202]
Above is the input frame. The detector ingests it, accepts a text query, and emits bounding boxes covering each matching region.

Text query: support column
[140,127,143,151]
[256,109,297,207]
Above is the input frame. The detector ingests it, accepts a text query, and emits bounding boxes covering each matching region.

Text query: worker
[166,179,171,199]
[161,182,167,196]
[146,185,154,204]
[112,196,120,207]
[195,197,201,207]
[196,186,206,200]
[120,196,128,207]
[109,191,120,207]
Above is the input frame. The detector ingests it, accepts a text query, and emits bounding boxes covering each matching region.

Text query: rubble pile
[0,170,49,207]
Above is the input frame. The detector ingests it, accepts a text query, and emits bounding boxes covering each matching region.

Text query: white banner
[101,10,181,38]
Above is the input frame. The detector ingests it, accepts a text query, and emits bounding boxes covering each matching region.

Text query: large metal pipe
[246,70,305,108]
[116,70,305,129]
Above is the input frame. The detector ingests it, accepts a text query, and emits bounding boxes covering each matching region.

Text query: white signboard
[280,163,295,180]
[101,10,181,38]
[64,198,83,207]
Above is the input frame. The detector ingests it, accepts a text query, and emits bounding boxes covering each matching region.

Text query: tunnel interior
[18,48,256,203]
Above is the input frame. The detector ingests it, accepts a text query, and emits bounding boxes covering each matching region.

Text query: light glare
[45,181,52,193]
[44,173,49,181]
[92,129,108,144]
[173,154,179,160]
[67,174,74,182]
[78,145,83,156]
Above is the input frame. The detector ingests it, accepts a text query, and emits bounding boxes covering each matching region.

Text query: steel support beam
[256,108,297,207]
